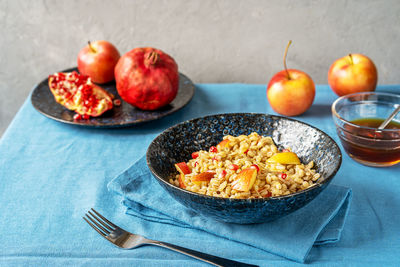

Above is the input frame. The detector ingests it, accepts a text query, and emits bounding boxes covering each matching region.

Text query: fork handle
[148,240,258,267]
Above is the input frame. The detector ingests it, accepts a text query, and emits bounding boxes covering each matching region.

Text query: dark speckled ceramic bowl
[146,113,342,224]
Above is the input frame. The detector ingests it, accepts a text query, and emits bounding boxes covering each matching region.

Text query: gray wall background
[1,0,400,136]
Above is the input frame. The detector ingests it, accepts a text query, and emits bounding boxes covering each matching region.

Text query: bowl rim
[146,112,342,202]
[331,91,400,133]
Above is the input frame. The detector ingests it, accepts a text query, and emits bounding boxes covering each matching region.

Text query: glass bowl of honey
[332,92,400,167]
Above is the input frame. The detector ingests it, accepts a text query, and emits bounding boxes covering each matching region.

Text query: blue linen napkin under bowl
[108,156,352,263]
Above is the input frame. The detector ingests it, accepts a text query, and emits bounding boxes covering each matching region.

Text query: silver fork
[83,208,258,267]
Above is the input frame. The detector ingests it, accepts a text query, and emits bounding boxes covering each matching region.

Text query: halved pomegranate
[48,71,113,118]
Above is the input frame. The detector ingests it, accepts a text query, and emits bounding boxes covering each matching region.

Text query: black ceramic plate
[31,67,195,127]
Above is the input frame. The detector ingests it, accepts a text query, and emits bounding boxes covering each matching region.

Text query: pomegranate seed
[244,149,249,155]
[191,152,199,159]
[113,99,121,106]
[212,157,218,161]
[281,173,287,179]
[209,146,218,153]
[220,170,227,177]
[229,164,239,171]
[73,114,82,120]
[82,114,90,120]
[250,164,260,172]
[194,162,198,167]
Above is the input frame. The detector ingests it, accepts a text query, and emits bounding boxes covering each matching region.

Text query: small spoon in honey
[378,105,400,130]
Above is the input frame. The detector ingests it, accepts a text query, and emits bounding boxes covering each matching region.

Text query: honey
[351,118,400,130]
[338,118,400,167]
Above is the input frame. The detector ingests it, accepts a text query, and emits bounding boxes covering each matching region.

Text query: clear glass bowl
[332,92,400,167]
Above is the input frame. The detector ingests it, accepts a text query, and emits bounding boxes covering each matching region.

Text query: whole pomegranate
[115,47,179,110]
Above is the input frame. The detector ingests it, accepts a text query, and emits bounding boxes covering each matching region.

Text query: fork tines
[83,208,117,237]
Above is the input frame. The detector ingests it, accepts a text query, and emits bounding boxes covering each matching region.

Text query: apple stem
[348,54,353,65]
[88,41,96,53]
[284,40,292,80]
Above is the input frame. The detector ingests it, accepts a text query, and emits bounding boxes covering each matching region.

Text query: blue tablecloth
[0,83,399,266]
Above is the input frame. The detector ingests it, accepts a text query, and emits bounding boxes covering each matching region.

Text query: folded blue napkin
[108,156,352,263]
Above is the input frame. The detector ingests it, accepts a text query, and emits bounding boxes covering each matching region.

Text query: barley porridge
[171,132,321,199]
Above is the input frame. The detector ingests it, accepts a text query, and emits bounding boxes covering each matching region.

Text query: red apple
[175,162,192,189]
[217,139,230,150]
[191,171,216,186]
[77,40,120,84]
[267,41,315,116]
[192,171,216,182]
[175,162,191,175]
[178,173,186,189]
[328,53,377,96]
[231,168,257,192]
